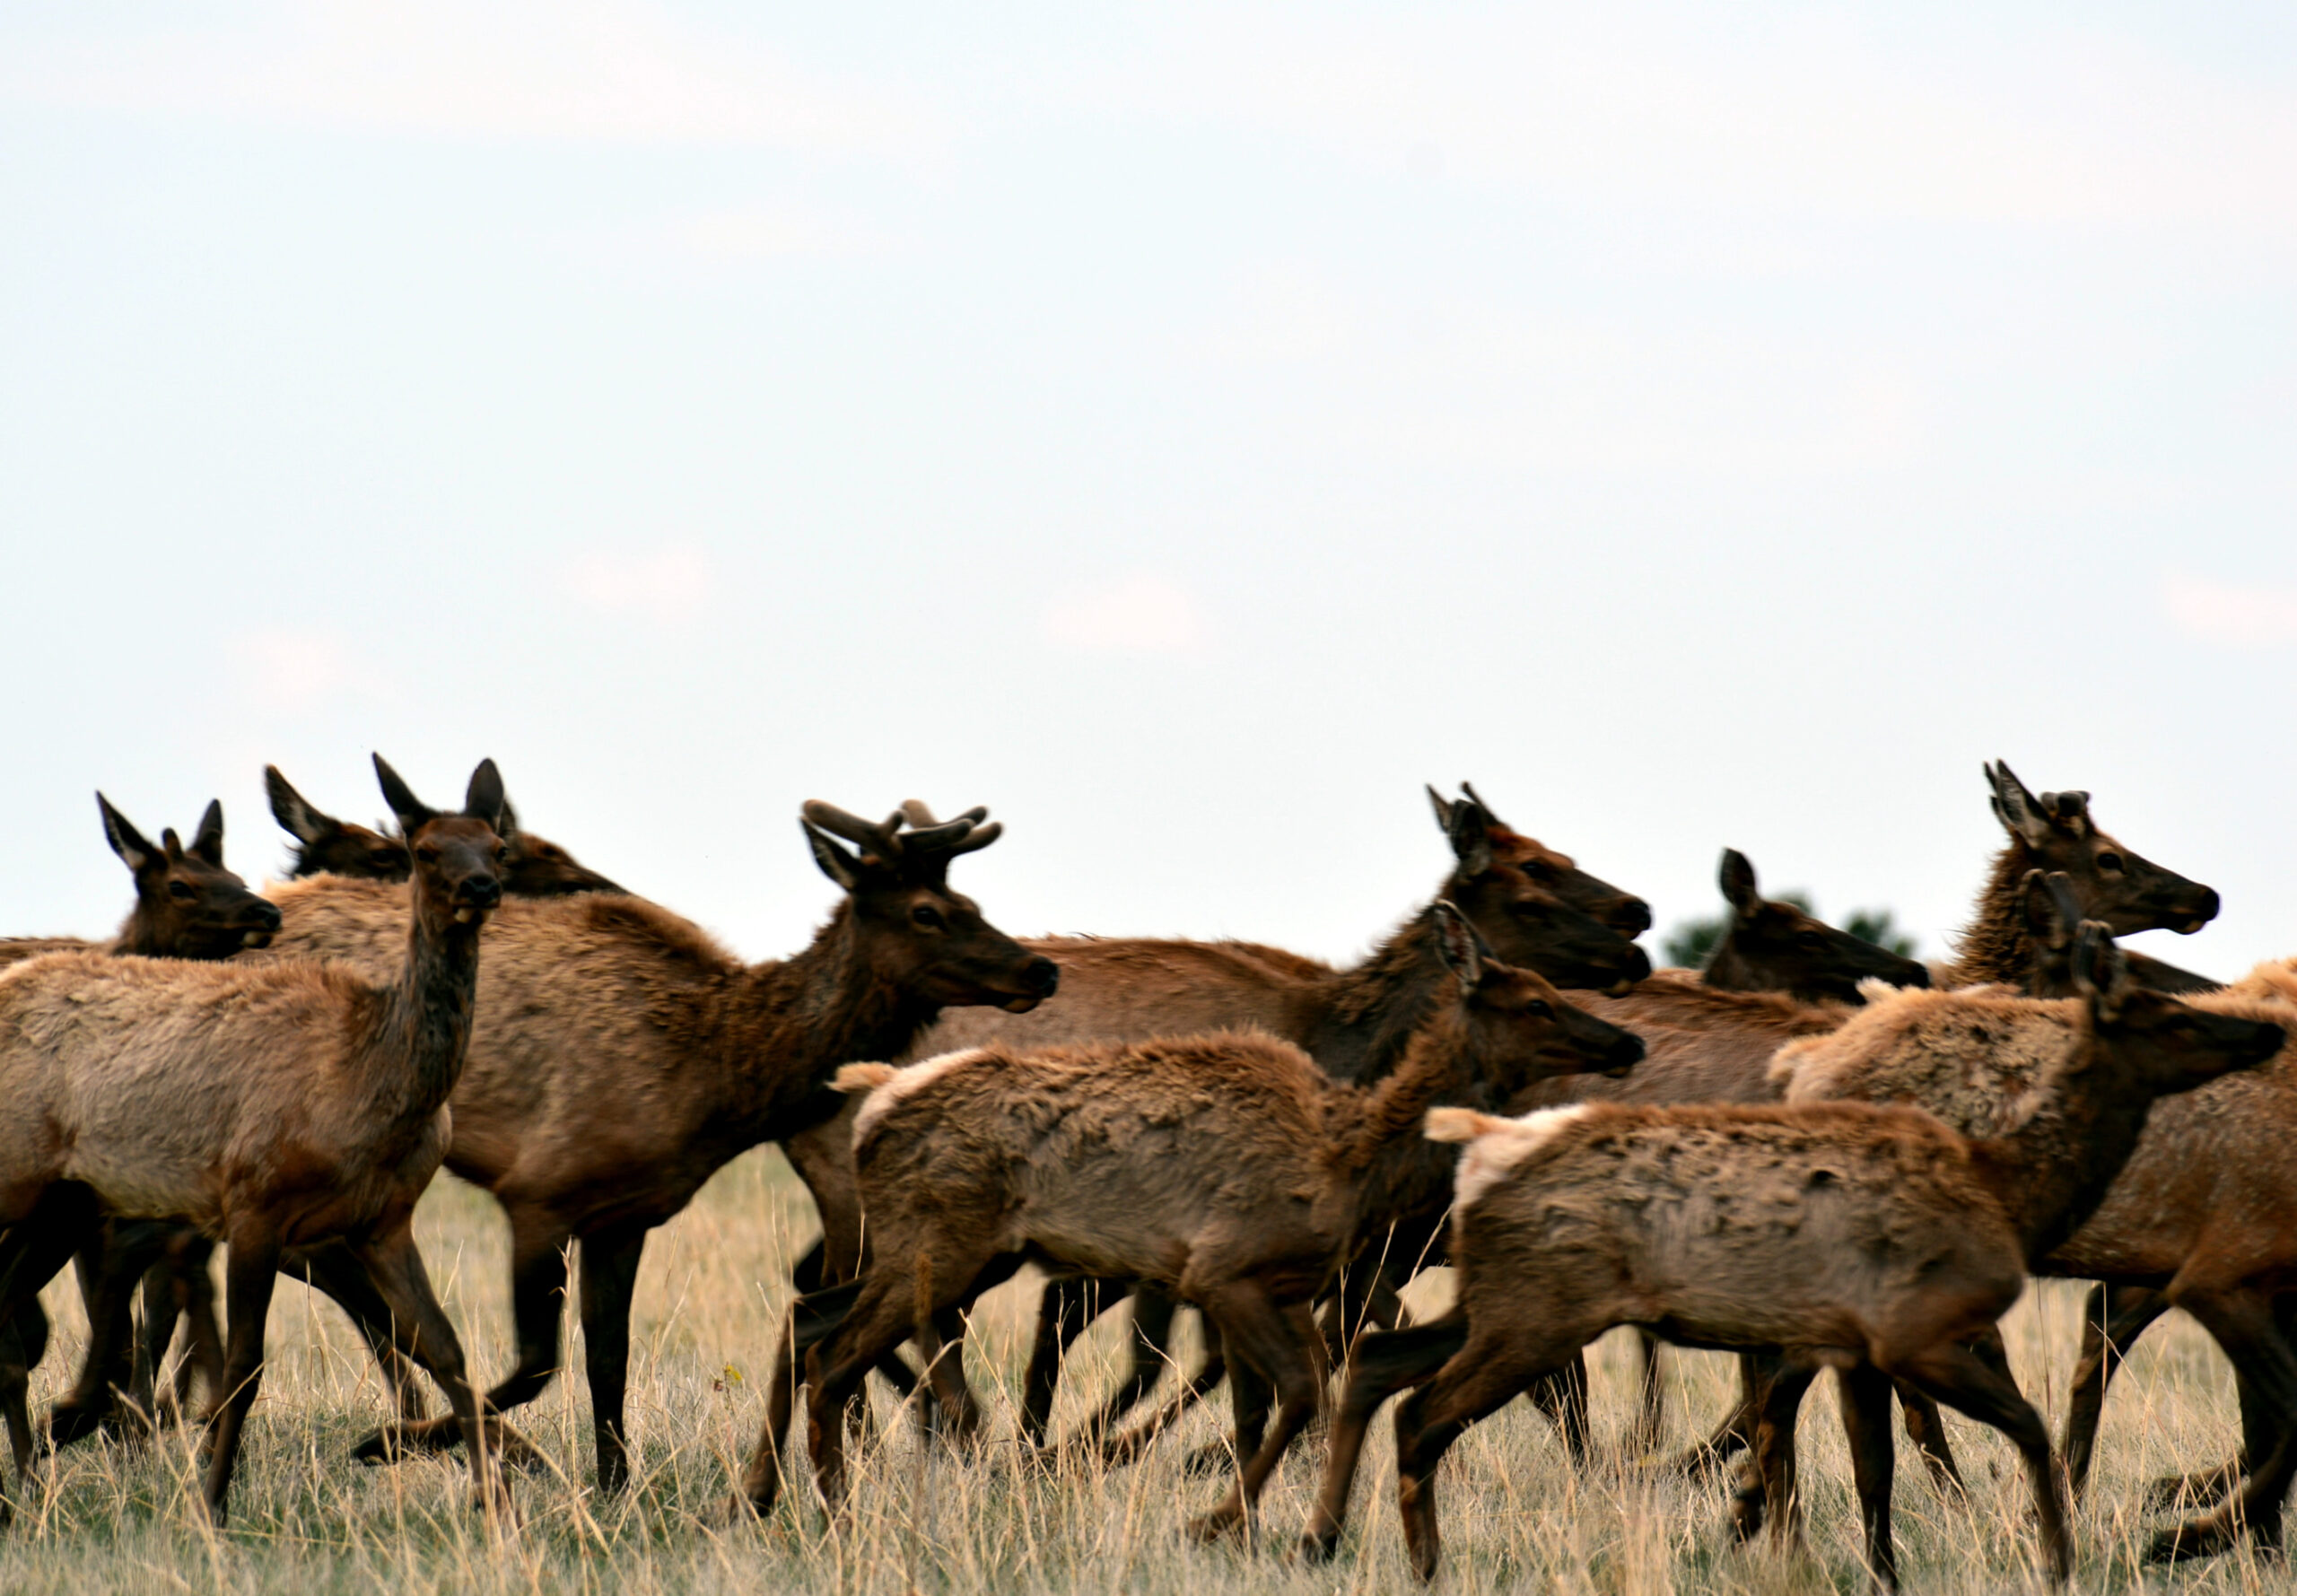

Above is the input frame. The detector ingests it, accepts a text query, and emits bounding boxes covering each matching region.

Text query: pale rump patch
[1438,1103,1593,1213]
[851,1047,988,1143]
[2225,956,2297,1007]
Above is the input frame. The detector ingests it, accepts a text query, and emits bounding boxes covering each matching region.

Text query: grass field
[0,1150,2275,1594]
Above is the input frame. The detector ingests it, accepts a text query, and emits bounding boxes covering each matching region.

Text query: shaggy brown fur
[0,759,515,1528]
[1306,935,2282,1585]
[246,800,1052,1496]
[799,914,1643,1536]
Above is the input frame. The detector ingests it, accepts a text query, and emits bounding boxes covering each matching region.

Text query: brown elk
[799,906,1644,1533]
[1770,921,2297,1564]
[1701,849,1930,1003]
[267,763,624,896]
[1303,926,2282,1586]
[0,757,517,1526]
[735,784,1652,1511]
[231,798,1053,1495]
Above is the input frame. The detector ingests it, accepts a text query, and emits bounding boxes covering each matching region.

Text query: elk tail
[1424,1107,1501,1143]
[833,1063,898,1095]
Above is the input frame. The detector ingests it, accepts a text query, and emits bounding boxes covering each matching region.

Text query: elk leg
[579,1218,649,1495]
[1669,1353,1759,1476]
[1091,1286,1178,1434]
[2146,1286,2297,1563]
[351,1224,516,1522]
[1733,1353,1818,1551]
[1524,1352,1591,1465]
[1303,1316,1466,1560]
[1630,1329,1665,1452]
[0,1190,93,1519]
[48,1226,153,1448]
[2064,1285,2158,1497]
[1893,1381,1965,1493]
[1839,1361,1900,1592]
[202,1224,284,1525]
[1185,1290,1323,1540]
[1887,1340,2069,1584]
[912,1256,1026,1447]
[1021,1275,1104,1447]
[1393,1330,1584,1583]
[1092,1321,1228,1469]
[167,1234,224,1426]
[810,1270,945,1512]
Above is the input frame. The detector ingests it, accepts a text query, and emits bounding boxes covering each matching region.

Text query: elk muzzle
[1001,955,1061,1013]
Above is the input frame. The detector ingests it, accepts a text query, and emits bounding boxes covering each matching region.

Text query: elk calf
[1306,925,2282,1586]
[801,906,1643,1537]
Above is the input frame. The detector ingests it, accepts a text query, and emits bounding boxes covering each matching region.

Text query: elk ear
[1426,785,1456,835]
[1430,900,1485,990]
[2072,921,2131,1025]
[496,799,522,841]
[162,826,185,863]
[1987,761,2053,847]
[98,792,157,874]
[803,819,860,890]
[462,759,506,830]
[189,799,226,866]
[1718,850,1762,920]
[372,754,437,836]
[264,765,336,847]
[1445,801,1494,878]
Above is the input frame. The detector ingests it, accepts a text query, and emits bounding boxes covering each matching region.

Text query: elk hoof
[2144,1462,2242,1510]
[350,1426,402,1466]
[42,1401,106,1452]
[1297,1527,1341,1563]
[1185,1505,1247,1543]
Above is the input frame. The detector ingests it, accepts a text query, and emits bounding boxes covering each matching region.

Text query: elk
[1769,918,2297,1564]
[266,763,624,896]
[0,795,280,1457]
[1700,849,1929,1003]
[51,772,641,1453]
[230,798,1053,1496]
[0,794,282,970]
[0,757,517,1526]
[735,783,1652,1512]
[1303,926,2283,1586]
[799,906,1645,1534]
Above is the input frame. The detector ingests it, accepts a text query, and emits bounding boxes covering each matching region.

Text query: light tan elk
[0,757,515,1526]
[737,783,1651,1513]
[1303,925,2281,1586]
[245,798,1054,1495]
[799,904,1644,1536]
[0,794,280,1459]
[1770,918,2297,1565]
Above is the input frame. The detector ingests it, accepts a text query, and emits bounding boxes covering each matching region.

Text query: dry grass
[2,1152,2279,1593]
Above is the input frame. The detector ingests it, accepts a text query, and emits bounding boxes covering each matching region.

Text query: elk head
[2069,920,2282,1097]
[1704,849,1929,1003]
[373,756,507,929]
[800,799,1059,1014]
[493,801,625,897]
[268,764,412,882]
[100,794,283,959]
[1428,786,1651,993]
[1987,762,2218,938]
[1431,901,1644,1097]
[1432,783,1650,936]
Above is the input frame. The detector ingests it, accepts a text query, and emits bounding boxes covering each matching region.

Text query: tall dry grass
[0,1150,2275,1593]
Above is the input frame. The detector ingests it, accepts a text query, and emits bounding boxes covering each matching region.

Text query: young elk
[266,763,624,896]
[1305,926,2282,1587]
[0,758,517,1526]
[246,798,1054,1496]
[802,906,1644,1537]
[0,795,282,970]
[1701,849,1928,1003]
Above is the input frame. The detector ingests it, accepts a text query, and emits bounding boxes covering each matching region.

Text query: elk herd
[0,754,2293,1587]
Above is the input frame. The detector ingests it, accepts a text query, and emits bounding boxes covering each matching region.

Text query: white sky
[3,2,2293,979]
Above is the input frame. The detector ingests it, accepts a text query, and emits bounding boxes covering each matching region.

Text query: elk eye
[416,845,441,864]
[912,904,947,930]
[168,880,198,902]
[2096,851,2126,874]
[1798,930,1824,949]
[1524,999,1553,1018]
[494,846,511,862]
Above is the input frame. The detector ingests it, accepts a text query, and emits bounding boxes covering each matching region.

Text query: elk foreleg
[1185,1290,1324,1542]
[1839,1360,1901,1592]
[2147,1286,2297,1563]
[1302,1315,1467,1560]
[201,1221,284,1526]
[1886,1340,2068,1584]
[579,1218,649,1495]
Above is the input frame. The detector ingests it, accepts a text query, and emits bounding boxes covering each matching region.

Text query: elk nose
[1617,898,1654,938]
[459,876,503,911]
[2188,887,2222,929]
[1620,944,1652,984]
[1602,1033,1645,1077]
[252,902,284,931]
[1023,957,1061,998]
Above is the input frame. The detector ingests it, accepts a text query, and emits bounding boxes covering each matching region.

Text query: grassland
[0,1150,2275,1593]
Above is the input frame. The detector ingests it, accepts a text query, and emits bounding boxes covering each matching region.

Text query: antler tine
[800,800,903,856]
[900,808,995,854]
[899,800,990,832]
[930,819,1003,857]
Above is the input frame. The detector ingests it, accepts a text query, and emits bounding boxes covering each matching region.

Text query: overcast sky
[3,2,2293,981]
